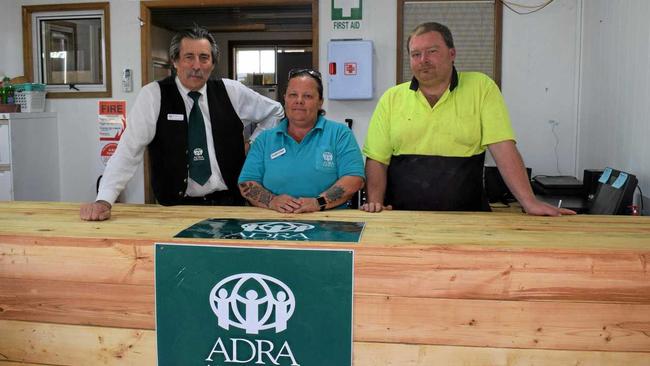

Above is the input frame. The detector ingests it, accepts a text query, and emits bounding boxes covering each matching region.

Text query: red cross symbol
[344,62,357,75]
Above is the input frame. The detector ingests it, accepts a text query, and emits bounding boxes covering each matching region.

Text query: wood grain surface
[1,201,649,365]
[1,201,649,250]
[2,277,649,351]
[2,320,650,366]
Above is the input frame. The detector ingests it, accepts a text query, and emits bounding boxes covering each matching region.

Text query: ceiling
[151,5,313,33]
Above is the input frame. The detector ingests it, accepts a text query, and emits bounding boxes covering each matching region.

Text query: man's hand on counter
[80,200,112,221]
[360,201,393,213]
[521,198,577,217]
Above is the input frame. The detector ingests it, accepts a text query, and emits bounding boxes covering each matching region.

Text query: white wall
[579,0,650,208]
[318,0,397,146]
[0,2,24,78]
[0,0,144,204]
[501,0,581,177]
[319,0,582,178]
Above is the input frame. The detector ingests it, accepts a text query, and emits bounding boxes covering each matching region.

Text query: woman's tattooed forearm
[325,185,345,202]
[239,182,274,207]
[258,191,274,207]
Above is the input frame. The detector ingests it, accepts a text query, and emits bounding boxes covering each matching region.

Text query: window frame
[22,2,112,98]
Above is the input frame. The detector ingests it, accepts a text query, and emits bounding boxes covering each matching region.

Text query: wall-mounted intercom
[122,69,133,92]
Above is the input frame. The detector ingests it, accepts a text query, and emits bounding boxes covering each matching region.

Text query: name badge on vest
[167,113,184,121]
[270,147,286,160]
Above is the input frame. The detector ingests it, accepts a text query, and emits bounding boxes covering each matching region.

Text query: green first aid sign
[155,244,354,366]
[332,0,362,20]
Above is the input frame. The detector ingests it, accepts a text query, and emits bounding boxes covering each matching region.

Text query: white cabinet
[0,112,60,201]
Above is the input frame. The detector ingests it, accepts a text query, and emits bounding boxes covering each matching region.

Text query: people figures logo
[209,273,296,334]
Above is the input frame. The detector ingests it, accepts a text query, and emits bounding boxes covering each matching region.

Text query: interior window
[23,3,112,98]
[41,18,104,86]
[235,48,276,85]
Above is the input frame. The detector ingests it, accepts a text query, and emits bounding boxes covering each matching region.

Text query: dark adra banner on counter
[155,244,354,366]
[175,218,365,243]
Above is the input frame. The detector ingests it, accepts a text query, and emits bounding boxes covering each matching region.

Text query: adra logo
[241,222,314,234]
[209,273,296,334]
[205,273,300,365]
[235,222,315,240]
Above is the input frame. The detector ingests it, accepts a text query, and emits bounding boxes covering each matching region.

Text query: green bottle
[2,77,14,104]
[0,78,6,104]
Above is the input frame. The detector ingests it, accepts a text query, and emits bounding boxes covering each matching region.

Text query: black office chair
[587,168,638,215]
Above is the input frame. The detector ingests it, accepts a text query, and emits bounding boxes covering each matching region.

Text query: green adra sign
[332,0,362,20]
[155,244,354,366]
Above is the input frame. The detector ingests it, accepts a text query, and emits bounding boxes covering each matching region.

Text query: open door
[139,0,319,203]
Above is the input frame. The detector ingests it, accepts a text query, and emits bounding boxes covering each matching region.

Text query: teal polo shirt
[239,116,365,198]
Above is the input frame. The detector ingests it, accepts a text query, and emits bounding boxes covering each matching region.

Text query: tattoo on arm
[239,182,252,195]
[239,182,274,208]
[325,185,345,203]
[258,191,273,207]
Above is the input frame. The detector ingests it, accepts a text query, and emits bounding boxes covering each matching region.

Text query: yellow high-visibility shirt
[363,70,515,165]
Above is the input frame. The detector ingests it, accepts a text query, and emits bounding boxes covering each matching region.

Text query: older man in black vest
[81,25,284,221]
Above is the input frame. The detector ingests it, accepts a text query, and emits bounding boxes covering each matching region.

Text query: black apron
[385,153,490,211]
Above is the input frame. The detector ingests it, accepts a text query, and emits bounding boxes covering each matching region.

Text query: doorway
[139,0,319,203]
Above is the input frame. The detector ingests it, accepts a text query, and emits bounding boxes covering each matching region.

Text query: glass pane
[260,50,276,84]
[260,50,275,73]
[41,17,103,85]
[236,50,260,78]
[236,48,276,85]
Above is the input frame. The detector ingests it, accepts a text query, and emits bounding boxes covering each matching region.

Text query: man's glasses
[288,68,322,81]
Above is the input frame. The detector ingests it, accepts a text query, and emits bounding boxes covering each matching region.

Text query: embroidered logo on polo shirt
[322,151,334,168]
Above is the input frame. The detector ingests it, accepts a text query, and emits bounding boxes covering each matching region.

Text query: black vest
[149,77,245,205]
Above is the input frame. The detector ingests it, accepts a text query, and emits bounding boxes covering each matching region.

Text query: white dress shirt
[97,77,284,204]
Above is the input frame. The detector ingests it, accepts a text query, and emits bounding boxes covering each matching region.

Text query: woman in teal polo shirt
[238,69,365,213]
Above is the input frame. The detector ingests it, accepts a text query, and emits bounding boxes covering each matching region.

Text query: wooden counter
[1,201,649,365]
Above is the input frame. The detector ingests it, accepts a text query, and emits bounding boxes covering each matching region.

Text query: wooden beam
[355,341,650,366]
[2,236,649,302]
[0,278,154,329]
[140,0,313,9]
[208,23,266,32]
[2,277,650,352]
[2,320,650,366]
[355,295,650,352]
[0,320,154,366]
[1,202,650,251]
